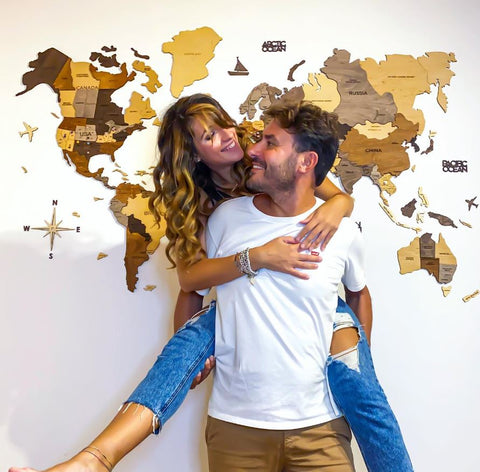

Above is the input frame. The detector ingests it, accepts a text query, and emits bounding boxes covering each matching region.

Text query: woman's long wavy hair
[149,94,250,268]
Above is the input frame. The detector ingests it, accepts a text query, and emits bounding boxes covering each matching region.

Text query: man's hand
[190,355,216,389]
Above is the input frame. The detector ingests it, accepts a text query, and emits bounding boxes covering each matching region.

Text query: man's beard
[247,158,296,194]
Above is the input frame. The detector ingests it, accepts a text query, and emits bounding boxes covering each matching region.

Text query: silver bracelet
[235,248,258,284]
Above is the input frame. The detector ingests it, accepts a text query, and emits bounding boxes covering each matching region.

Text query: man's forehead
[263,120,292,142]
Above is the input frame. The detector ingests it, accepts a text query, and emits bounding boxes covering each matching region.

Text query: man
[204,101,371,471]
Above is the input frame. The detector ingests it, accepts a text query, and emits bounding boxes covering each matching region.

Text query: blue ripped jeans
[327,299,413,471]
[126,299,413,472]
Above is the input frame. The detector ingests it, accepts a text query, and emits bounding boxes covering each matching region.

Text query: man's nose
[247,141,262,158]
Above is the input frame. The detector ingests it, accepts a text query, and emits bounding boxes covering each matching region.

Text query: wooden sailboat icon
[228,57,249,76]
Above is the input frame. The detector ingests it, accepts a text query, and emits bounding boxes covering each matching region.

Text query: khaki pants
[206,416,354,472]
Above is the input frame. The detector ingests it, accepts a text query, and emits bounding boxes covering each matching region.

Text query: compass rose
[24,201,80,258]
[31,207,75,251]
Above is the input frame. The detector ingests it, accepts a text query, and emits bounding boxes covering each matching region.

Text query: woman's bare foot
[9,450,108,472]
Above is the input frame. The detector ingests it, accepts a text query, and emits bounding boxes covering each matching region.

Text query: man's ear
[298,151,318,174]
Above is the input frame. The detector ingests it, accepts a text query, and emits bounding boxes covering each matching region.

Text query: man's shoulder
[208,196,253,228]
[338,216,357,232]
[211,196,252,216]
[329,217,362,248]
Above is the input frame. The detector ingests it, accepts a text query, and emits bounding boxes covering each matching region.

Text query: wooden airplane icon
[19,122,38,142]
[465,196,478,211]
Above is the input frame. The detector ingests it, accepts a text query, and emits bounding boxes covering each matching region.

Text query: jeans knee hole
[332,346,360,372]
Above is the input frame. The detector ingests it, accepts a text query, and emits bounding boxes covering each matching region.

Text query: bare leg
[330,327,359,356]
[10,302,216,472]
[9,403,156,472]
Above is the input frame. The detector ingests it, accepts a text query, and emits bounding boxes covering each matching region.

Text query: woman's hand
[296,194,353,251]
[250,236,321,280]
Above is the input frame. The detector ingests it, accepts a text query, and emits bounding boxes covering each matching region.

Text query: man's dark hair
[264,101,340,186]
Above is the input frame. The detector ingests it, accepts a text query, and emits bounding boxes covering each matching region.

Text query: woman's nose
[218,127,233,141]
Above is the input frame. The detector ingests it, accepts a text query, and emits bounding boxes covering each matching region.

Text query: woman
[10,94,412,472]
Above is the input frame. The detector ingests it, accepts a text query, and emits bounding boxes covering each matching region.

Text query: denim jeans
[126,303,216,433]
[326,298,413,471]
[126,299,413,471]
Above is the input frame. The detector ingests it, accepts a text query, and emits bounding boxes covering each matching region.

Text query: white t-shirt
[206,196,366,430]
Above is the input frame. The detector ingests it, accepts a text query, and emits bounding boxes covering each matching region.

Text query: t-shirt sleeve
[194,209,223,297]
[193,210,221,297]
[206,214,219,259]
[341,227,366,292]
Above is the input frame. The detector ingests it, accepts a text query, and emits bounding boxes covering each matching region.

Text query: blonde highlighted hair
[150,94,250,268]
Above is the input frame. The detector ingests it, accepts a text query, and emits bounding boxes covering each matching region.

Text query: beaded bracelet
[234,248,258,285]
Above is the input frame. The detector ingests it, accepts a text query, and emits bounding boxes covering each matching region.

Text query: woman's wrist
[234,248,260,285]
[247,246,263,272]
[333,192,354,217]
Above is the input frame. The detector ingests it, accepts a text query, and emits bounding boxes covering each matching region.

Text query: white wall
[2,1,479,471]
